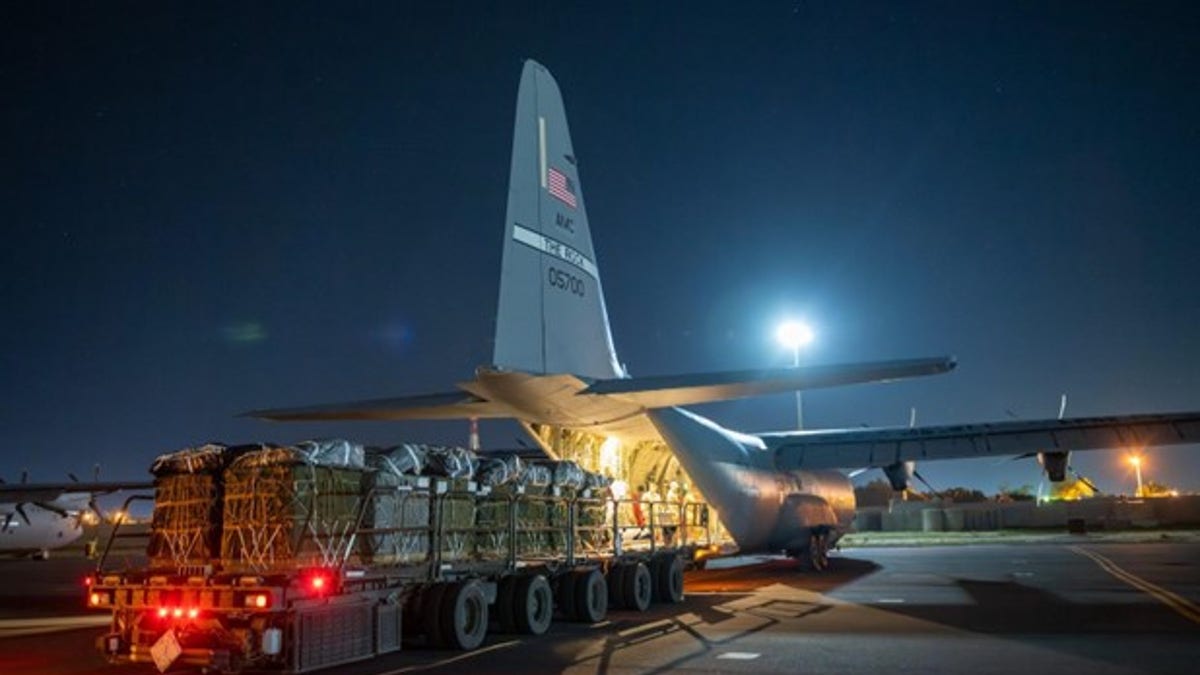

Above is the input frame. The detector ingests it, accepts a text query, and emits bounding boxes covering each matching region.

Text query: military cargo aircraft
[249,60,1200,565]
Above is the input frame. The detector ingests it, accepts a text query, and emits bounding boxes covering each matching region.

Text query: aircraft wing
[762,411,1200,470]
[0,481,154,503]
[584,357,956,409]
[245,390,514,422]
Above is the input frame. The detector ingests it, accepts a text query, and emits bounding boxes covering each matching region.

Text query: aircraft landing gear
[790,527,830,572]
[808,531,829,571]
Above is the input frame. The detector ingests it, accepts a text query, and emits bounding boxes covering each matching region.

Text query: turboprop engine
[1037,451,1070,481]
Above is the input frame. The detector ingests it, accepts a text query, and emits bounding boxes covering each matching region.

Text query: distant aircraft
[249,60,1200,567]
[0,475,152,559]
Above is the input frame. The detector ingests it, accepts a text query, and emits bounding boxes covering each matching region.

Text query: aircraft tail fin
[493,60,624,381]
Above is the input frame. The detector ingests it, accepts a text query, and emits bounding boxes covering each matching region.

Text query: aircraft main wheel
[653,555,685,604]
[439,580,488,651]
[808,533,830,572]
[621,561,652,612]
[421,583,449,648]
[572,568,608,623]
[493,576,518,633]
[606,563,628,610]
[514,574,553,635]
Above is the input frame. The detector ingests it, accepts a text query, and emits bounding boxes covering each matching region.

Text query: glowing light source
[1128,454,1144,497]
[775,320,815,351]
[598,437,621,477]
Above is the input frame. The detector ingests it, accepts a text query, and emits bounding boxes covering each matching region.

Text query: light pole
[776,320,814,429]
[1129,455,1144,497]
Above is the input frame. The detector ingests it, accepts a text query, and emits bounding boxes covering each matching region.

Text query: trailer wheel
[573,568,608,623]
[494,576,518,633]
[514,574,553,635]
[421,583,449,648]
[622,561,653,611]
[606,563,628,610]
[439,580,488,651]
[654,555,685,604]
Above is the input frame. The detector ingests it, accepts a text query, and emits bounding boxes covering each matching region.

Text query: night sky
[4,2,1199,495]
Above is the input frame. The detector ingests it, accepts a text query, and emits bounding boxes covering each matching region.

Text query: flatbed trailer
[89,476,718,673]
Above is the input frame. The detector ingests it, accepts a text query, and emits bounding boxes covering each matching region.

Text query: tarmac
[2,536,1197,674]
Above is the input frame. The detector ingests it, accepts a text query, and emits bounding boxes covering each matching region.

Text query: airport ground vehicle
[86,443,715,673]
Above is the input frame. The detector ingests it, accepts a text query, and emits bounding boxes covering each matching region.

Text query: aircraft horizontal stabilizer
[582,356,956,409]
[244,391,512,422]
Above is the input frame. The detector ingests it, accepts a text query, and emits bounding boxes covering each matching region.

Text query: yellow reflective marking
[1070,545,1200,624]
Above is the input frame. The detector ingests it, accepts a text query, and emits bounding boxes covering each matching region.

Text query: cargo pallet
[88,479,716,673]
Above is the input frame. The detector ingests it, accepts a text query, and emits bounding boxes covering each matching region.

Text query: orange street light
[1128,455,1144,497]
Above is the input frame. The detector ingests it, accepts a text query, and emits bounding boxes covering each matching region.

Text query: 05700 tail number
[547,266,585,297]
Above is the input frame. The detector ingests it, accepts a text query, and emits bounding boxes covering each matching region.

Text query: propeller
[1068,465,1102,494]
[67,468,106,524]
[912,468,944,501]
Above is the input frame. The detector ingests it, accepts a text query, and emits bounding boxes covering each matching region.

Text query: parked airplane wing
[245,390,513,422]
[764,411,1200,470]
[0,481,154,503]
[583,356,956,409]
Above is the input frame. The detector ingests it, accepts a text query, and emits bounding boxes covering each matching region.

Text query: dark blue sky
[3,2,1198,494]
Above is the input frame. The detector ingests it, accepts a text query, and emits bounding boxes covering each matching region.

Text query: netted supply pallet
[575,497,610,554]
[362,447,432,566]
[146,444,229,568]
[438,478,477,562]
[473,454,529,560]
[220,441,366,572]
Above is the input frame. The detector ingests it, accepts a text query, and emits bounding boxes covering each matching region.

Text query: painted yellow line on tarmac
[1069,545,1200,625]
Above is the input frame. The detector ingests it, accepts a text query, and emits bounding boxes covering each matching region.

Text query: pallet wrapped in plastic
[147,444,229,568]
[477,454,523,487]
[474,454,525,560]
[550,460,586,490]
[422,446,478,479]
[361,447,431,566]
[371,443,426,477]
[220,442,366,572]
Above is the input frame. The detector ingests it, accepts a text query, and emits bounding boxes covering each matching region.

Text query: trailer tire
[514,574,553,635]
[439,580,488,651]
[573,568,607,623]
[606,563,628,610]
[654,555,685,604]
[421,583,449,648]
[622,561,653,611]
[494,576,518,633]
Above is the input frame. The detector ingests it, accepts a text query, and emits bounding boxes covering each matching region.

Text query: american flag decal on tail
[547,166,577,208]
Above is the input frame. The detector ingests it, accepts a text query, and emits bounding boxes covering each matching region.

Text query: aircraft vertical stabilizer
[493,60,624,381]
